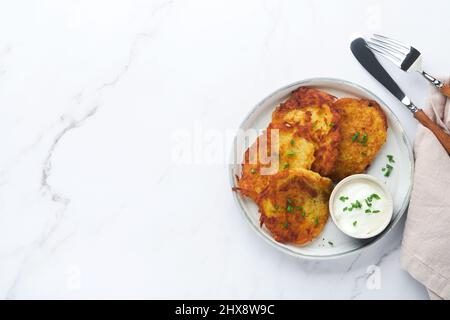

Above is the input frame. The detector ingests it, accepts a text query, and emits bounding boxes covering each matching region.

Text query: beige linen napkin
[401,78,450,300]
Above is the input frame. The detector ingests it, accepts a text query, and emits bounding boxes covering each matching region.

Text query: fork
[367,34,450,98]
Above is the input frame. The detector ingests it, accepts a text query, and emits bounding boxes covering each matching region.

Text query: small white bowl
[329,174,393,239]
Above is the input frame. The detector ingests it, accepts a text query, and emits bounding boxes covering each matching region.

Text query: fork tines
[367,35,413,66]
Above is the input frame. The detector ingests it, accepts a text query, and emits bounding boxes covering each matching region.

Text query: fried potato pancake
[330,98,388,181]
[237,125,315,202]
[271,87,341,176]
[258,168,332,245]
[234,88,388,246]
[282,87,337,109]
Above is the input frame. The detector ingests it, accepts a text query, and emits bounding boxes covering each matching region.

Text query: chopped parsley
[314,216,319,226]
[250,168,257,174]
[290,139,295,146]
[339,196,349,202]
[283,163,289,169]
[353,221,358,227]
[287,205,293,213]
[365,209,371,213]
[372,210,380,213]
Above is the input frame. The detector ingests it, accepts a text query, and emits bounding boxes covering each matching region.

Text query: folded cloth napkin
[401,78,450,300]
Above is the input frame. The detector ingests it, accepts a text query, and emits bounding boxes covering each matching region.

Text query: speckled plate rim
[228,77,414,260]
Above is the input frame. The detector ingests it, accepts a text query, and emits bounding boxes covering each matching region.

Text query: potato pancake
[282,87,337,109]
[258,168,332,245]
[330,98,388,181]
[237,126,315,202]
[271,87,341,176]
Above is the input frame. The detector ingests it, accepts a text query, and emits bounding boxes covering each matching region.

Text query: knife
[350,37,450,154]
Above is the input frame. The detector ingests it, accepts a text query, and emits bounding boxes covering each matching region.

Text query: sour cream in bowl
[329,174,393,239]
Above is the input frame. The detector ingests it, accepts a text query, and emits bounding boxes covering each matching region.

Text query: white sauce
[332,178,392,238]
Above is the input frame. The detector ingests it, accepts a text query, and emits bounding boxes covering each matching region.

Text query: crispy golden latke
[269,123,317,174]
[271,87,341,176]
[258,168,332,245]
[330,98,388,181]
[282,87,337,109]
[234,89,389,246]
[237,125,315,202]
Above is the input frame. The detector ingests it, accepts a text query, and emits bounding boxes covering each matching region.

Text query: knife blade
[350,37,418,113]
[351,37,450,154]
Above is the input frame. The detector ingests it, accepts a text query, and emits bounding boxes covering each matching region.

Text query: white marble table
[1,0,448,299]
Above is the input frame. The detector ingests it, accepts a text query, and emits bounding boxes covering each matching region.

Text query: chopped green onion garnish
[365,209,371,213]
[250,168,257,174]
[348,200,362,210]
[353,221,357,227]
[370,193,381,200]
[290,139,295,146]
[372,210,380,213]
[314,216,319,226]
[286,151,296,157]
[287,205,293,213]
[351,132,360,142]
[283,163,289,169]
[360,133,368,145]
[339,196,349,202]
[387,155,395,163]
[384,164,394,177]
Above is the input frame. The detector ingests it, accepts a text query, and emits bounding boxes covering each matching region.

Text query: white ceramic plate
[229,78,413,259]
